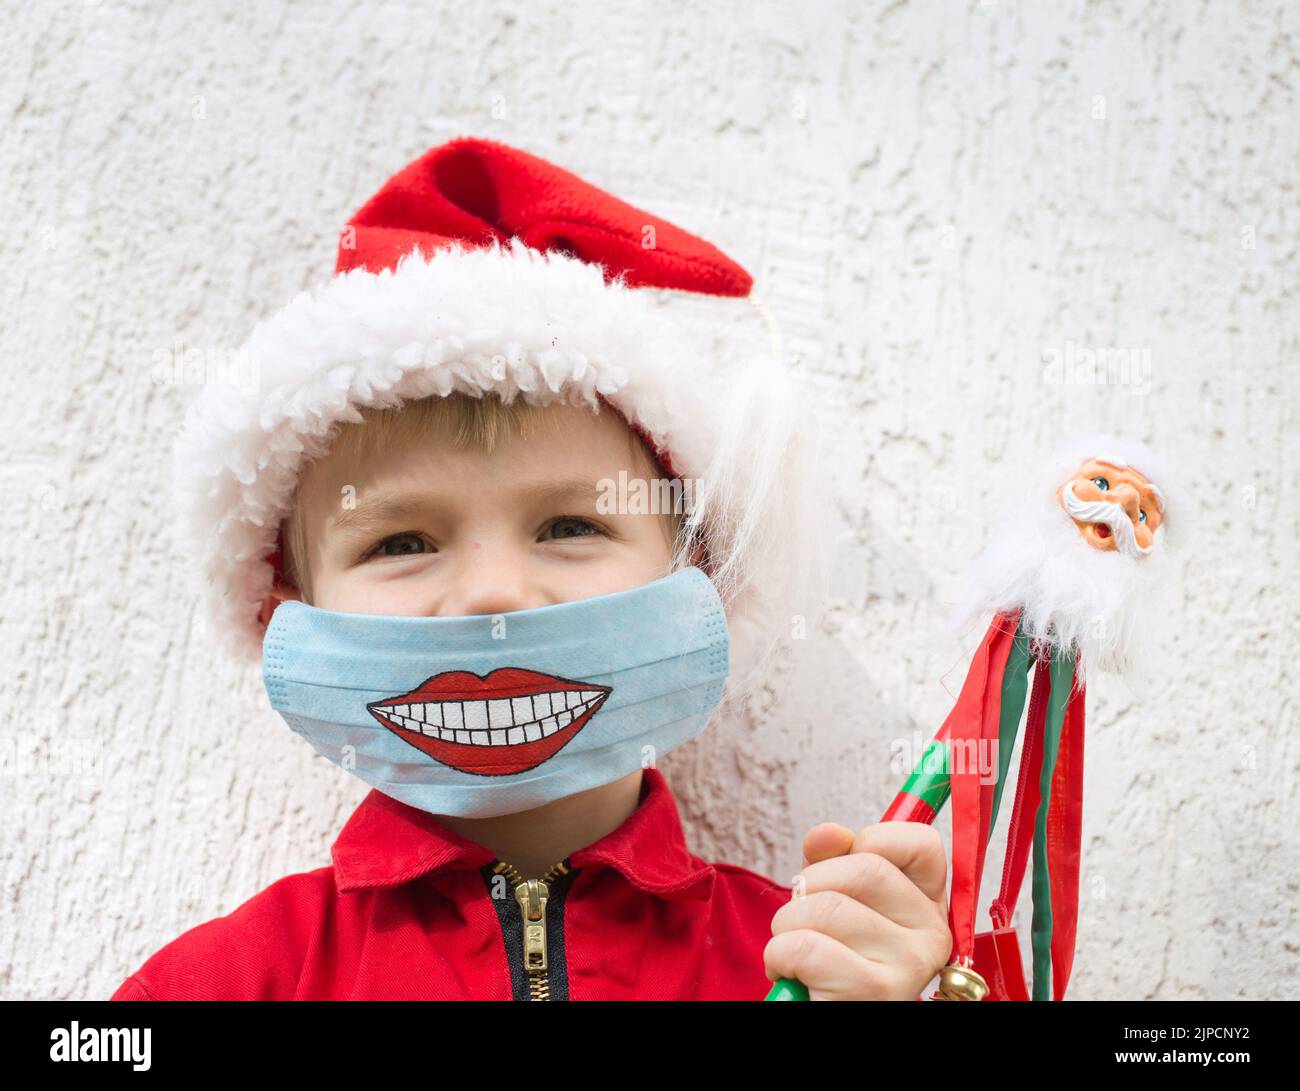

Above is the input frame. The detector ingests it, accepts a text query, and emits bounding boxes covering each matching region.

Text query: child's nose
[441,548,545,618]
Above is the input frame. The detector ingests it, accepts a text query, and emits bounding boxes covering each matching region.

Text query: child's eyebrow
[326,477,607,536]
[329,495,431,536]
[512,476,607,507]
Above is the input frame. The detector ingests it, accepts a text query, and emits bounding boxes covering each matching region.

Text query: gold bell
[929,963,990,1001]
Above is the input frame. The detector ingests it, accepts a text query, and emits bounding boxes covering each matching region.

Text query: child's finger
[848,822,948,904]
[791,849,942,932]
[763,928,911,1001]
[770,887,905,965]
[800,821,856,869]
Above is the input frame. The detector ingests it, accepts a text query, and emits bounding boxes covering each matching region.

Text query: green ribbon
[988,630,1035,840]
[1030,650,1075,1000]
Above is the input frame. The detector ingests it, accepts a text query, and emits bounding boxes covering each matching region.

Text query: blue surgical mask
[262,566,729,818]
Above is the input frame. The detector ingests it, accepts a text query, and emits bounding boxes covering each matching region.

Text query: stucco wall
[2,0,1295,1000]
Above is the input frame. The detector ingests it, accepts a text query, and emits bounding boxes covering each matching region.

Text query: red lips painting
[367,668,612,776]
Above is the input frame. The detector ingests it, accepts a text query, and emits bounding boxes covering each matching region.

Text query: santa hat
[173,136,832,684]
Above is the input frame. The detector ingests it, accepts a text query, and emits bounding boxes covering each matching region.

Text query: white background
[2,0,1296,1000]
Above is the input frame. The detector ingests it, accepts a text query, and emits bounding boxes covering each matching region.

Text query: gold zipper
[491,858,571,1001]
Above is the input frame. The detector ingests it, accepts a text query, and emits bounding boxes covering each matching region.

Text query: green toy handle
[764,977,810,1001]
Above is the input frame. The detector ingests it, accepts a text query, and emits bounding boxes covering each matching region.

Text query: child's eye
[543,516,601,541]
[368,533,431,558]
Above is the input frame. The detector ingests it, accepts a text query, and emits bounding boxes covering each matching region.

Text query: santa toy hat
[174,136,831,683]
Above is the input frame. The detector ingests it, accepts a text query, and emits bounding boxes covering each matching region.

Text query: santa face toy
[1058,457,1165,556]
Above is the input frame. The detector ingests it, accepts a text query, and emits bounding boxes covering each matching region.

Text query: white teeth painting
[366,669,614,777]
[369,689,611,747]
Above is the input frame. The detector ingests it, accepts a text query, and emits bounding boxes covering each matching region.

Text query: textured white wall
[2,0,1295,1001]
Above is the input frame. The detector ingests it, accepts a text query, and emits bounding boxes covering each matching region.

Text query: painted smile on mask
[367,668,613,776]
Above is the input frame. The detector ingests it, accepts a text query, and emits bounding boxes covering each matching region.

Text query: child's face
[286,403,680,617]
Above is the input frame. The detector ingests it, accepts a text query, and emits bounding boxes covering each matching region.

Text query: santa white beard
[954,486,1169,682]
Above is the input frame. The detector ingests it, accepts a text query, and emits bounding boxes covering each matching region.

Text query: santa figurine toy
[767,435,1182,1002]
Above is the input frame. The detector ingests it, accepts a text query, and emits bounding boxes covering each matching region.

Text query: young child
[110,136,951,1000]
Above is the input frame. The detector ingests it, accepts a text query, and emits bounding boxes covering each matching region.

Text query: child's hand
[763,822,952,1000]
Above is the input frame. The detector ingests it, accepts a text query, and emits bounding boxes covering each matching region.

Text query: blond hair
[281,393,685,601]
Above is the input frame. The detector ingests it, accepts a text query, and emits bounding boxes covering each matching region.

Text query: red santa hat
[174,136,831,681]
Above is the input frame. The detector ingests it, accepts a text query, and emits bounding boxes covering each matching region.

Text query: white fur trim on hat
[173,237,833,686]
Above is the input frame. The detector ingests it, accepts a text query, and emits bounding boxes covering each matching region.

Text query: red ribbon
[974,655,1048,999]
[1047,674,1086,999]
[946,611,1020,965]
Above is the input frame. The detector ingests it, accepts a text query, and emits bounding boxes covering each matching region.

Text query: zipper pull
[515,879,549,972]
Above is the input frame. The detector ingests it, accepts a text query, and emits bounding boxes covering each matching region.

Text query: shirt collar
[331,766,716,901]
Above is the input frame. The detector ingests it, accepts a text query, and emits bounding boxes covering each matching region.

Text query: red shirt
[109,767,791,1000]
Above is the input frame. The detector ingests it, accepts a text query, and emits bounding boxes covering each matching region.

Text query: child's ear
[258,582,302,629]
